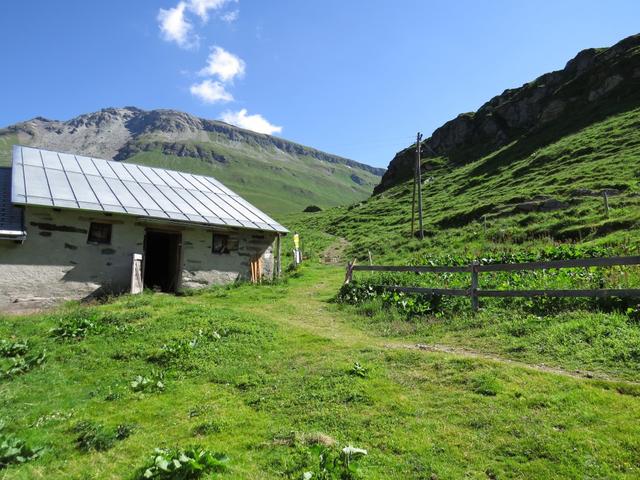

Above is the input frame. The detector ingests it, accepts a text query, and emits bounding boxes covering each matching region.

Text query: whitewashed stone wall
[0,206,277,311]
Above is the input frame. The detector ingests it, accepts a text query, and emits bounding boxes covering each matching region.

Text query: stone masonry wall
[0,206,277,311]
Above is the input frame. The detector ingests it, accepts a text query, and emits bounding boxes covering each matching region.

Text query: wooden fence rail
[344,256,640,312]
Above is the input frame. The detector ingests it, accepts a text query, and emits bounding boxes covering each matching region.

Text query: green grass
[2,265,640,478]
[347,298,640,380]
[0,133,18,166]
[285,106,640,263]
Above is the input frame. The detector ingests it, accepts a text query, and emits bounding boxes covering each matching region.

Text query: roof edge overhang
[0,230,27,241]
[134,216,288,235]
[15,201,288,235]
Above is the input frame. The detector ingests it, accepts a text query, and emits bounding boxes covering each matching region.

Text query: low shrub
[0,422,43,469]
[303,205,322,213]
[50,310,96,340]
[134,446,228,479]
[147,338,200,366]
[349,362,367,378]
[302,444,368,480]
[1,351,46,380]
[0,340,28,357]
[131,372,165,393]
[71,420,134,452]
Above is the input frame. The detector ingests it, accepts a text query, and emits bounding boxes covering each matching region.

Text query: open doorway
[143,230,181,292]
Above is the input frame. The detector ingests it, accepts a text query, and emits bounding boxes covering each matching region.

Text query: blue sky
[1,1,639,168]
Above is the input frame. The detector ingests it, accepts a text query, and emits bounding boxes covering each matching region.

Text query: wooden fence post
[470,260,479,312]
[344,259,356,285]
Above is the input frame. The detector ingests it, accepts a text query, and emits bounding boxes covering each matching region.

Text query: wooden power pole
[416,132,424,239]
[411,156,417,237]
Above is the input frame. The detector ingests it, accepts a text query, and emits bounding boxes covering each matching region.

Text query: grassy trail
[2,264,640,479]
[245,265,638,386]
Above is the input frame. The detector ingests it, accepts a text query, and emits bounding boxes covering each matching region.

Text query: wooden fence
[344,256,640,312]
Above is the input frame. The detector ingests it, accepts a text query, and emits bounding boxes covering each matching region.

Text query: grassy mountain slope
[0,108,384,217]
[125,137,377,216]
[288,105,640,264]
[288,35,640,261]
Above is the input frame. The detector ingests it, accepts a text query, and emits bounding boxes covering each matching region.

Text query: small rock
[515,202,538,213]
[539,198,568,211]
[570,188,597,197]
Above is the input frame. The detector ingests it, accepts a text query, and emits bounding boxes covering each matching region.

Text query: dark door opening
[143,230,181,292]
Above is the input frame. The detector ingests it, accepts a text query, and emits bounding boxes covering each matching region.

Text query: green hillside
[287,106,640,263]
[123,136,380,217]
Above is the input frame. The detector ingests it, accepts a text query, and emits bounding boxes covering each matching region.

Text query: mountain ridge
[0,107,385,216]
[3,106,385,176]
[375,33,640,194]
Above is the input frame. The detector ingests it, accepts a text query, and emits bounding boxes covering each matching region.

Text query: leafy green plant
[0,422,43,469]
[336,283,379,305]
[147,338,200,365]
[337,282,437,318]
[349,362,367,378]
[71,420,134,452]
[50,312,95,340]
[192,421,222,436]
[0,351,46,380]
[116,423,136,440]
[131,372,165,393]
[302,445,368,480]
[627,304,640,323]
[0,340,28,357]
[134,446,228,479]
[72,421,114,452]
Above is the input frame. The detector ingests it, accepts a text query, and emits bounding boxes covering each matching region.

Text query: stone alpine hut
[0,146,287,310]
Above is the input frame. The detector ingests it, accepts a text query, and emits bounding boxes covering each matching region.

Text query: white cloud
[190,79,234,103]
[220,109,282,135]
[158,0,238,47]
[157,1,198,49]
[199,46,245,83]
[188,0,235,22]
[221,9,239,23]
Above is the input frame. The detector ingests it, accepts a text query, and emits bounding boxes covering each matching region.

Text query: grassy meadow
[2,265,640,479]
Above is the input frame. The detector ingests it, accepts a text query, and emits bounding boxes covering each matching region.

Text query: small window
[212,233,229,254]
[87,222,112,244]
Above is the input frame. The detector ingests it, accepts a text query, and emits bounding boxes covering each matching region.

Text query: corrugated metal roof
[0,167,26,240]
[11,145,288,233]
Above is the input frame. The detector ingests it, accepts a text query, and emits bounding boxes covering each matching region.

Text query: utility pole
[416,132,424,240]
[411,145,417,237]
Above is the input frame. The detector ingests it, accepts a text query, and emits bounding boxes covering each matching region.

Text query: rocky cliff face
[4,107,385,176]
[374,33,640,194]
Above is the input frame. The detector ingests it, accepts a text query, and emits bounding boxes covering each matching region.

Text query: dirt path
[386,342,640,386]
[247,264,640,387]
[320,236,350,265]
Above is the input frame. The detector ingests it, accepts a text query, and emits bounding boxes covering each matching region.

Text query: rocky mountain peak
[3,106,385,176]
[125,109,204,136]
